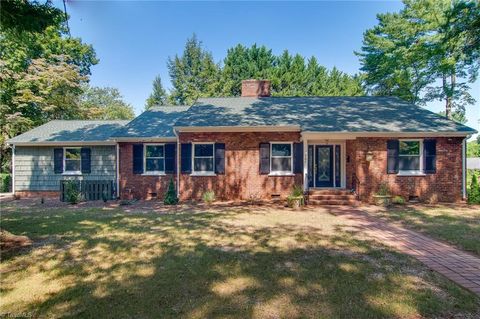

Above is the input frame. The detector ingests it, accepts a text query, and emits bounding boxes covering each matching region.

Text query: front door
[315,145,334,187]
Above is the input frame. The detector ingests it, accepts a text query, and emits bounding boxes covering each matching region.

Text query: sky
[56,0,479,136]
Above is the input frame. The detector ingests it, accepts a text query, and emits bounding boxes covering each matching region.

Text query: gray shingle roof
[175,96,476,133]
[7,120,129,144]
[111,106,190,138]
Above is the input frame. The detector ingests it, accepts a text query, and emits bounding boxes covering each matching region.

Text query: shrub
[164,178,179,205]
[392,195,405,205]
[202,190,215,204]
[287,185,305,207]
[0,173,11,193]
[64,180,81,204]
[376,182,391,196]
[468,174,480,204]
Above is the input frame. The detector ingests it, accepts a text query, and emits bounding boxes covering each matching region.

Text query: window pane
[271,158,291,172]
[272,144,291,156]
[146,158,164,171]
[194,144,213,157]
[146,145,164,158]
[65,160,80,172]
[194,158,213,172]
[65,148,80,160]
[399,141,420,155]
[399,156,420,170]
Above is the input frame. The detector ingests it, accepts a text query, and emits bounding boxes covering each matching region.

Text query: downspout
[116,142,120,199]
[11,144,15,195]
[173,129,180,197]
[462,137,467,200]
[301,132,308,192]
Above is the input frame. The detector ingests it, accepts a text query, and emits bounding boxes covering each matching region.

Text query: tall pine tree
[167,34,220,105]
[145,75,168,110]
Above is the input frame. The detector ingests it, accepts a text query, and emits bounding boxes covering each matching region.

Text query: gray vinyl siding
[14,146,117,191]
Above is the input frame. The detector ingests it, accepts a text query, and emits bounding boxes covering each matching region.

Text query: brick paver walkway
[330,207,480,296]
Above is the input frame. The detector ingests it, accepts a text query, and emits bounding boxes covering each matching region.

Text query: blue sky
[57,0,478,135]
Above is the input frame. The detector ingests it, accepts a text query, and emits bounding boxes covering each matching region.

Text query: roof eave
[174,125,302,132]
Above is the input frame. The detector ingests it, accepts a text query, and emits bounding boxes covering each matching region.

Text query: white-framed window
[144,144,165,173]
[399,139,423,172]
[193,143,215,173]
[64,147,81,173]
[270,142,293,174]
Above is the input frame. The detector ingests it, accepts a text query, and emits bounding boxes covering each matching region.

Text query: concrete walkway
[330,207,480,296]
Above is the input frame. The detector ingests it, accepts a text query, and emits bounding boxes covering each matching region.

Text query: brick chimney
[241,79,271,97]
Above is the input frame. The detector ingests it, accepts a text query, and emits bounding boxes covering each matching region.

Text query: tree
[167,34,220,105]
[80,86,135,120]
[0,0,97,172]
[145,75,168,110]
[0,0,64,33]
[357,0,480,119]
[467,140,480,157]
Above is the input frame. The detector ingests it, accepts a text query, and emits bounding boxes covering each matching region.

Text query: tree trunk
[443,75,452,119]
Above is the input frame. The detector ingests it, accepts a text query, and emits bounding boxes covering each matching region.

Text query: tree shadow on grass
[1,208,479,318]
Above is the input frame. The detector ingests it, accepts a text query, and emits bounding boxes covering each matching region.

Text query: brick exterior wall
[118,143,175,200]
[118,135,464,203]
[178,132,303,201]
[346,137,464,203]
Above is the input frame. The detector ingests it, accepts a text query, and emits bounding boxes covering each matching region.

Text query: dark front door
[315,145,334,187]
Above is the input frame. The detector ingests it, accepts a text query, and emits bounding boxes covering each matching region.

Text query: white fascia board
[8,141,117,146]
[111,137,177,142]
[174,125,301,132]
[301,131,473,139]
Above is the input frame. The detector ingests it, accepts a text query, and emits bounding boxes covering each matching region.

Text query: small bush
[376,182,391,196]
[0,173,11,193]
[287,185,305,207]
[64,180,81,204]
[392,195,405,205]
[164,178,178,205]
[202,190,215,204]
[468,174,480,204]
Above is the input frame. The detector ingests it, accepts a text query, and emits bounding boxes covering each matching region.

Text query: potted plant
[287,185,304,210]
[372,182,392,206]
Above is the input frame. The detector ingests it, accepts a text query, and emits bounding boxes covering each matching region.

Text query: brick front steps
[307,189,358,206]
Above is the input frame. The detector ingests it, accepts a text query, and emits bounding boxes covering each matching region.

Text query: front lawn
[365,204,480,256]
[1,202,479,318]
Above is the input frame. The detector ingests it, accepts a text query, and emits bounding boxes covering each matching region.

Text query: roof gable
[111,106,190,139]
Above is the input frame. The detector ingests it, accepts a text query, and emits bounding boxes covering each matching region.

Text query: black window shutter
[181,143,192,173]
[387,140,399,174]
[293,142,303,174]
[165,143,176,173]
[81,148,91,174]
[215,143,226,174]
[259,143,270,174]
[424,139,436,174]
[133,144,143,174]
[54,148,63,174]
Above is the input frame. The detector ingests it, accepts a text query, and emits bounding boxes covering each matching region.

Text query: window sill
[190,172,216,177]
[268,172,295,177]
[62,171,82,176]
[142,172,166,176]
[397,171,426,177]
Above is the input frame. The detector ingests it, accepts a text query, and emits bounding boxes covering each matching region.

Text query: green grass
[1,204,479,318]
[367,204,480,256]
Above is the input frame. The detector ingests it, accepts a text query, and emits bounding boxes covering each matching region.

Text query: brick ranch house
[7,80,477,204]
